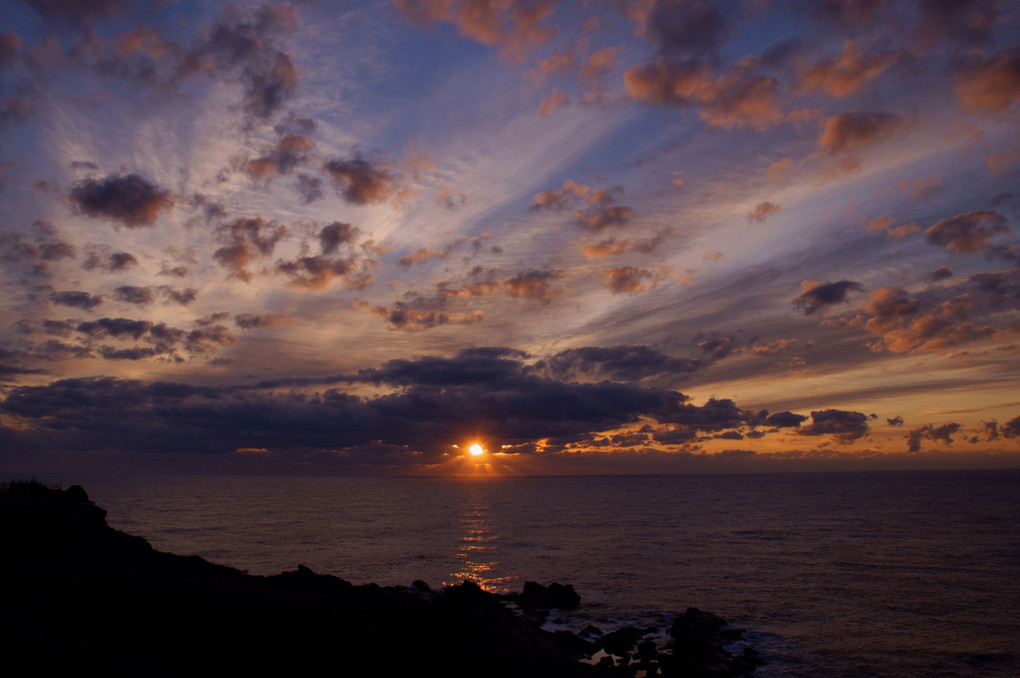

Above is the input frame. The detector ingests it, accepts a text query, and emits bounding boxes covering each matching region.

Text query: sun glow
[468,443,485,457]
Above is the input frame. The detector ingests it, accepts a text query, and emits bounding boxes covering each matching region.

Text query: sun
[468,443,485,457]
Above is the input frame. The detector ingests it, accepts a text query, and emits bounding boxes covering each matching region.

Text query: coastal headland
[1,481,760,676]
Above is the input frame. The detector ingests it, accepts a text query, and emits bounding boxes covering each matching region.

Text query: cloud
[799,409,869,443]
[213,217,289,281]
[392,0,557,62]
[185,5,299,120]
[899,175,945,201]
[1002,415,1020,439]
[83,249,139,273]
[275,255,366,290]
[318,222,358,255]
[113,285,155,305]
[927,265,953,282]
[906,422,961,452]
[324,155,402,205]
[531,179,590,210]
[295,174,324,204]
[24,0,124,26]
[69,173,174,227]
[868,216,920,239]
[887,415,904,426]
[575,204,634,231]
[241,135,316,181]
[918,0,1001,46]
[638,0,732,59]
[502,268,565,302]
[624,59,784,129]
[793,279,864,314]
[925,211,1009,252]
[854,281,1017,354]
[956,49,1020,111]
[49,290,103,310]
[765,411,808,428]
[535,345,702,382]
[817,111,903,154]
[368,301,485,332]
[580,232,668,258]
[747,201,782,223]
[538,88,570,115]
[796,40,897,97]
[234,313,296,330]
[600,266,664,294]
[157,286,198,305]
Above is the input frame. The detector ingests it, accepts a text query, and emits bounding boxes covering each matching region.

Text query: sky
[0,0,1018,476]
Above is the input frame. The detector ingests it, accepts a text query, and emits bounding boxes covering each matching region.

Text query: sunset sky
[1,0,1018,475]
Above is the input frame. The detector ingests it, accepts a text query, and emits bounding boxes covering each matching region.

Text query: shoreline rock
[1,481,761,676]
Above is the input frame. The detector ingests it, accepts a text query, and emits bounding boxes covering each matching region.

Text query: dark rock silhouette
[0,481,760,677]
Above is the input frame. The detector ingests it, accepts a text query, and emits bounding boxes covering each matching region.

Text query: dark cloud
[927,265,953,282]
[803,0,888,28]
[502,268,566,302]
[42,319,77,336]
[76,317,152,340]
[696,332,738,360]
[295,174,323,204]
[324,156,402,205]
[1002,415,1020,439]
[275,255,365,290]
[49,290,103,310]
[158,286,198,305]
[0,348,758,459]
[906,422,961,452]
[918,0,1000,46]
[0,32,19,72]
[113,285,155,305]
[318,222,358,254]
[183,5,299,120]
[640,0,732,59]
[765,411,808,428]
[817,111,903,154]
[887,415,904,426]
[793,280,864,314]
[925,211,1010,253]
[536,345,702,382]
[799,409,869,443]
[25,0,124,26]
[69,173,174,228]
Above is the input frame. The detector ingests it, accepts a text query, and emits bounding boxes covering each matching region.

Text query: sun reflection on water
[445,485,516,591]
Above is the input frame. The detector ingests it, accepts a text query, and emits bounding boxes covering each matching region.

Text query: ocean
[39,470,1020,677]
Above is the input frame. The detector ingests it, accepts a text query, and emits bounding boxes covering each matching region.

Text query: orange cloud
[796,40,897,97]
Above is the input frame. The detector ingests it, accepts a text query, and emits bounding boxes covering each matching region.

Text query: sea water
[40,470,1020,677]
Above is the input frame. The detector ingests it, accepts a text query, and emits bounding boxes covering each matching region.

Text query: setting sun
[468,444,485,457]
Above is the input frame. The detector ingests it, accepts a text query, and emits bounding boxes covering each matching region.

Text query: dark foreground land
[1,481,760,677]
